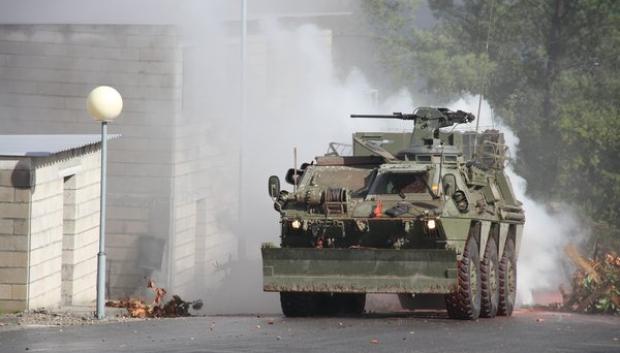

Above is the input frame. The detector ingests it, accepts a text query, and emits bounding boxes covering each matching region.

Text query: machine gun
[351,107,475,146]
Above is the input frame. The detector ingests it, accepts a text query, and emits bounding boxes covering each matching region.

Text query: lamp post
[237,0,248,260]
[87,86,123,319]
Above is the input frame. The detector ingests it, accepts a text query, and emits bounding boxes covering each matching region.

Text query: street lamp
[87,86,123,319]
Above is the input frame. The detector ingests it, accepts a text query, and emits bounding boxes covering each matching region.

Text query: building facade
[0,24,239,303]
[0,135,102,311]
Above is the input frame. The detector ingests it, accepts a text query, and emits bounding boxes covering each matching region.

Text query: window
[303,166,376,196]
[369,172,429,195]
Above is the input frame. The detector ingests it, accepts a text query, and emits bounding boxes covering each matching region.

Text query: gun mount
[351,107,475,147]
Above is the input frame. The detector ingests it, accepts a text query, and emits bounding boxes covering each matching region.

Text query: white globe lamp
[87,86,123,122]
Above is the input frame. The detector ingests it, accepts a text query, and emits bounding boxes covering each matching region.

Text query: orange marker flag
[373,200,383,218]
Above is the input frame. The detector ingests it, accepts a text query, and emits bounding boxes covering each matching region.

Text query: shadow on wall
[11,160,33,192]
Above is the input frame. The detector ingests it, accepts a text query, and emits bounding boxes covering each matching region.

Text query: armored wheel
[498,238,517,316]
[480,237,499,318]
[445,232,481,320]
[280,292,320,317]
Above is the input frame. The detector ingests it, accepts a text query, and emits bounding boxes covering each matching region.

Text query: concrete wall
[0,24,180,297]
[0,24,240,301]
[0,159,31,312]
[28,150,101,309]
[0,147,101,312]
[60,152,101,305]
[170,121,238,297]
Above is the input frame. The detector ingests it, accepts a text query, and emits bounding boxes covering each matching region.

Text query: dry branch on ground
[106,279,203,318]
[563,244,620,314]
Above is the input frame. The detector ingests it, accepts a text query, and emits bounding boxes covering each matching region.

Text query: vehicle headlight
[291,219,302,229]
[427,219,436,230]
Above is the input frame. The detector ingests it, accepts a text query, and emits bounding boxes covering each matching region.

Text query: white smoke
[241,21,414,254]
[448,95,584,305]
[245,20,412,165]
[209,21,416,313]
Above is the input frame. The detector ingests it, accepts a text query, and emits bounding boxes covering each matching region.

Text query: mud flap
[262,246,457,294]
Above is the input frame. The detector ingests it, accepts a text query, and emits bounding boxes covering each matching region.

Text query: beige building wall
[0,24,241,301]
[28,159,64,309]
[60,152,101,305]
[170,122,238,297]
[0,146,101,312]
[0,25,180,297]
[0,159,31,312]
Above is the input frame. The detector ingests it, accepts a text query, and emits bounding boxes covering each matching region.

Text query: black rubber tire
[336,293,366,315]
[398,294,416,310]
[498,238,517,316]
[280,292,319,317]
[316,294,339,316]
[320,293,366,316]
[399,293,446,311]
[445,232,481,320]
[480,236,499,318]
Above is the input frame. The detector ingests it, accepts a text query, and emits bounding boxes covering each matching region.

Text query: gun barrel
[350,113,416,120]
[350,108,474,124]
[351,114,396,119]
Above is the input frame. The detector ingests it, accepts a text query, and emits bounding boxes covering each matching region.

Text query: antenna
[293,147,298,191]
[437,141,445,199]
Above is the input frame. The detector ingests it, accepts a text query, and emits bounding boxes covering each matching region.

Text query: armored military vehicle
[263,107,524,320]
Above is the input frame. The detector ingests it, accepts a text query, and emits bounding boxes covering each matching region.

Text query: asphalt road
[0,310,619,353]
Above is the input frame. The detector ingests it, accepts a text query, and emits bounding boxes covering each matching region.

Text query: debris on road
[0,310,111,328]
[563,244,620,314]
[106,279,203,318]
[148,279,167,305]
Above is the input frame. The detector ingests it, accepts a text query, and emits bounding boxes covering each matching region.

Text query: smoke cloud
[220,20,414,314]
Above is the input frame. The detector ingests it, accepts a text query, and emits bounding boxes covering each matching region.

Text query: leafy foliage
[362,0,620,242]
[564,246,620,314]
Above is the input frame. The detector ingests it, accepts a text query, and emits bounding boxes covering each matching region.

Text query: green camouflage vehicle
[263,107,524,320]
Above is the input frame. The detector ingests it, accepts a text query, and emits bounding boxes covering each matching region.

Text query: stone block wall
[0,147,101,312]
[0,159,31,312]
[170,121,238,298]
[0,24,241,303]
[28,159,64,309]
[60,151,101,305]
[0,24,180,297]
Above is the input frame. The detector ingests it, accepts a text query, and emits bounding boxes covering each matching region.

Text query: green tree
[363,0,620,242]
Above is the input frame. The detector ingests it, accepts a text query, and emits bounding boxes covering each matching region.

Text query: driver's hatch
[367,171,433,200]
